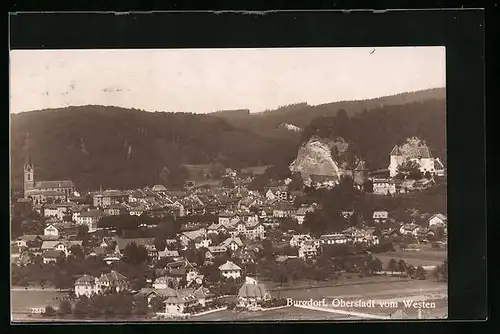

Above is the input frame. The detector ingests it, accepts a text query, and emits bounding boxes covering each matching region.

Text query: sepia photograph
[10,46,448,322]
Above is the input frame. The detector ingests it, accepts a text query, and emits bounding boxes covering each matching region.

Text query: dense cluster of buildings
[11,146,447,318]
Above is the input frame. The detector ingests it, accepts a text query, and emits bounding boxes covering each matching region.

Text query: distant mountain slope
[10,106,297,191]
[211,88,445,140]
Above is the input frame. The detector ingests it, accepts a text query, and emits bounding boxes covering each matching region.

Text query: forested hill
[210,88,446,140]
[10,106,298,191]
[301,99,447,170]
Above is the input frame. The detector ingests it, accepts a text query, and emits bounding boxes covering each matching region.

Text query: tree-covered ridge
[211,88,445,140]
[10,105,297,191]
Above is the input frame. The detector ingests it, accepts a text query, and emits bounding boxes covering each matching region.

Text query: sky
[10,47,446,114]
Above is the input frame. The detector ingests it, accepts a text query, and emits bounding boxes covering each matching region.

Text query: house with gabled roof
[44,224,59,237]
[237,277,271,309]
[319,233,348,245]
[76,209,108,232]
[243,221,265,240]
[205,246,228,261]
[428,213,447,227]
[290,234,313,248]
[74,270,129,297]
[42,250,64,264]
[218,211,235,225]
[158,248,180,261]
[221,237,243,252]
[232,248,256,264]
[40,240,82,256]
[160,286,213,317]
[14,234,41,248]
[218,261,242,279]
[166,259,199,283]
[373,211,389,224]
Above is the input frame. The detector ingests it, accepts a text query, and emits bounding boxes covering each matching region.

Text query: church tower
[23,133,35,197]
[24,160,34,197]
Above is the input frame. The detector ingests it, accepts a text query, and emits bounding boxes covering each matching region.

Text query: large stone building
[23,158,75,203]
[388,144,445,178]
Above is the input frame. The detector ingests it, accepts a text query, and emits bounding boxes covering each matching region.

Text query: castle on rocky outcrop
[388,144,445,178]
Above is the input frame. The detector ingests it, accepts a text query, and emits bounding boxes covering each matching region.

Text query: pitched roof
[114,237,155,250]
[207,246,227,253]
[99,270,128,282]
[208,223,221,230]
[390,145,401,156]
[373,211,389,219]
[430,213,447,221]
[219,211,235,218]
[158,250,180,258]
[152,184,168,192]
[17,235,40,242]
[354,160,367,171]
[219,261,241,271]
[153,287,179,298]
[75,274,96,284]
[42,250,64,258]
[221,237,243,247]
[79,209,108,218]
[35,180,74,189]
[238,283,269,299]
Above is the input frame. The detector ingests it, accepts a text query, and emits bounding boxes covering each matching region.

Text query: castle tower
[389,145,404,177]
[353,160,368,186]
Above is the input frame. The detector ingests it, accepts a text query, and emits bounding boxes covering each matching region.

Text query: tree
[397,160,423,180]
[73,295,89,318]
[154,237,166,252]
[150,295,167,312]
[369,258,383,275]
[262,239,274,261]
[288,173,303,191]
[222,177,235,189]
[280,217,299,232]
[406,265,416,279]
[53,271,74,289]
[131,276,147,291]
[58,299,73,316]
[69,245,85,260]
[363,179,374,193]
[182,242,198,264]
[77,224,89,238]
[122,243,150,265]
[134,295,149,315]
[43,305,56,317]
[415,265,427,280]
[387,259,398,275]
[397,260,407,277]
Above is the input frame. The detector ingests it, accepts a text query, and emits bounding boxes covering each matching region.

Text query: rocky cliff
[288,137,343,185]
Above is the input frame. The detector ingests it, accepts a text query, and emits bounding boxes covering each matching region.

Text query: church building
[23,156,75,204]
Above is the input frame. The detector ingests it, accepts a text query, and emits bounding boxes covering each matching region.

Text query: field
[185,306,357,321]
[182,164,218,181]
[240,165,271,175]
[11,276,447,322]
[375,249,447,267]
[11,289,70,321]
[269,277,447,319]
